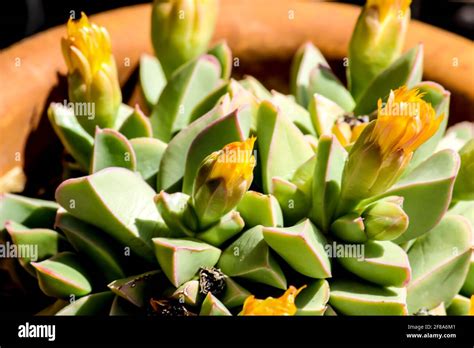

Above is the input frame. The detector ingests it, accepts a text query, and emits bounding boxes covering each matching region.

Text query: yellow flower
[366,0,412,22]
[192,137,256,228]
[61,13,122,133]
[62,13,113,82]
[371,86,443,159]
[239,286,306,316]
[208,137,256,190]
[338,86,442,213]
[332,116,369,147]
[470,296,474,316]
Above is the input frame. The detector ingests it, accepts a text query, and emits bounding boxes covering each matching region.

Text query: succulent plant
[1,0,473,317]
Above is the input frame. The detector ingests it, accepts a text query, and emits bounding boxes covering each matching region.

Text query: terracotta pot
[0,0,473,194]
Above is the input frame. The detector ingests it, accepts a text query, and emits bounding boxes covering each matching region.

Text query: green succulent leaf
[461,254,474,298]
[153,238,221,287]
[189,83,229,123]
[271,177,310,225]
[438,122,474,152]
[407,215,472,313]
[446,294,472,316]
[55,291,115,316]
[139,54,167,108]
[197,211,245,247]
[329,279,408,315]
[330,214,367,243]
[36,300,68,316]
[309,94,345,138]
[200,292,232,316]
[118,106,153,139]
[257,101,314,194]
[182,108,251,195]
[308,65,355,112]
[55,209,126,283]
[236,191,283,228]
[310,135,348,232]
[262,219,331,278]
[270,91,316,135]
[91,128,137,173]
[48,103,94,171]
[296,280,330,316]
[218,226,287,289]
[220,276,251,308]
[290,42,328,107]
[368,150,460,243]
[31,252,93,299]
[338,241,411,287]
[354,44,424,115]
[157,102,225,192]
[108,270,165,308]
[240,75,272,101]
[170,279,202,306]
[208,41,232,80]
[0,194,58,229]
[5,220,68,276]
[130,137,167,185]
[154,191,197,237]
[56,168,168,262]
[109,295,142,315]
[151,55,222,142]
[453,139,474,201]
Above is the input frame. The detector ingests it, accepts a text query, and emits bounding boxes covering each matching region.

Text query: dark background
[0,0,473,49]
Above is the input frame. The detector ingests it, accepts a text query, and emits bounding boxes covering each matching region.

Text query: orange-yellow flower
[332,117,369,147]
[207,137,256,190]
[338,86,442,213]
[239,285,306,316]
[62,13,113,82]
[61,13,122,133]
[192,137,256,228]
[470,296,474,316]
[371,86,443,158]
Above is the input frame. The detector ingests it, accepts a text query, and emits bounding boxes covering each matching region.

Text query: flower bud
[151,0,218,78]
[331,213,367,243]
[61,13,122,134]
[349,0,411,100]
[239,286,306,316]
[362,199,409,241]
[192,137,256,228]
[338,86,443,213]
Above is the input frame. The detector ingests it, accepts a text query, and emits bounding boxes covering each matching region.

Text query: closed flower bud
[349,0,411,100]
[338,86,443,213]
[192,137,256,228]
[363,199,409,241]
[61,13,122,134]
[151,0,219,78]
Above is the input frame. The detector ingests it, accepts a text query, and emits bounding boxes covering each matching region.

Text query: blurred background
[0,0,473,49]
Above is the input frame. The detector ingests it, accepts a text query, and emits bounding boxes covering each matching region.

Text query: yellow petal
[371,86,442,160]
[470,296,474,316]
[208,137,256,189]
[239,285,306,316]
